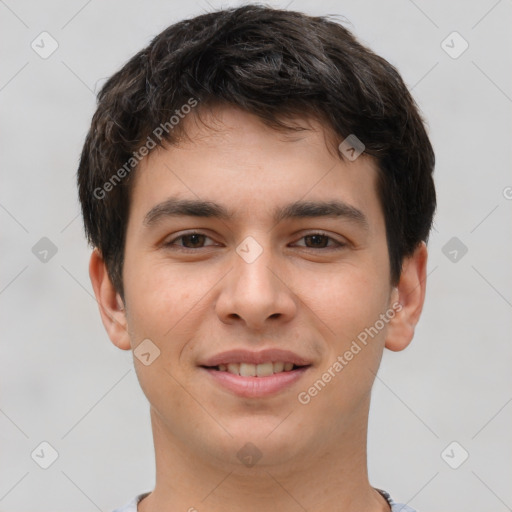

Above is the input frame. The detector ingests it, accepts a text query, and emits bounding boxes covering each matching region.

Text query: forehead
[129,105,383,230]
[173,104,337,150]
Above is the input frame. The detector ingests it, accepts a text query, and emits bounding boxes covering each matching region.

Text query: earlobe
[384,242,428,352]
[89,249,131,351]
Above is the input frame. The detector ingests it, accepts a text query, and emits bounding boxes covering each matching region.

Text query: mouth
[202,361,308,377]
[198,348,313,398]
[200,357,312,398]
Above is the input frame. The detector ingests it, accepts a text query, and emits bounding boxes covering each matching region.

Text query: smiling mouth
[202,362,309,377]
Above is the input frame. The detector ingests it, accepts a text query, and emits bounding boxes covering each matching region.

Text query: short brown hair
[78,4,436,298]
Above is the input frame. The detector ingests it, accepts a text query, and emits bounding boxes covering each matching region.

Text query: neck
[139,404,390,512]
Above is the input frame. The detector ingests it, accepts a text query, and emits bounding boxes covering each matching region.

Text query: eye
[293,233,346,249]
[164,232,217,249]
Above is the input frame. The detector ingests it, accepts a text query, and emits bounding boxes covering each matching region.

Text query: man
[78,5,435,511]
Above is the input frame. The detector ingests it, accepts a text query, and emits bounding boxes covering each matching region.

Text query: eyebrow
[143,198,369,230]
[274,200,368,229]
[144,199,232,226]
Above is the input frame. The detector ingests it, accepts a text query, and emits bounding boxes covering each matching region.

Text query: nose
[215,240,298,331]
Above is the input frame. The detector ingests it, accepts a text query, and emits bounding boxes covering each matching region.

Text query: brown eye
[177,233,207,248]
[164,232,217,250]
[304,234,330,248]
[293,232,345,249]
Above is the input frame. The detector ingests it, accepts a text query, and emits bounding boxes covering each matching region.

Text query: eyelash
[164,231,346,251]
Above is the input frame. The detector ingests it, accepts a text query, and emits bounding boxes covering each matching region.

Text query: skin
[90,105,427,512]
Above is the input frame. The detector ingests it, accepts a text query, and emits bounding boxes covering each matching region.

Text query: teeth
[273,361,284,373]
[227,363,239,375]
[256,362,274,377]
[239,362,256,377]
[219,361,298,376]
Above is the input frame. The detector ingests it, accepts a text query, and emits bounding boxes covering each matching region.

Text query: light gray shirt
[112,489,417,511]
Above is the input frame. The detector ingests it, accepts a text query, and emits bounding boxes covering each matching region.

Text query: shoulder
[111,492,151,512]
[377,488,418,512]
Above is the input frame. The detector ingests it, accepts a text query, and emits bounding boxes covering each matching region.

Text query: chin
[204,418,307,467]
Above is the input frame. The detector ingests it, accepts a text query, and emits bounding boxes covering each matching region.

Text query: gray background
[1,0,511,510]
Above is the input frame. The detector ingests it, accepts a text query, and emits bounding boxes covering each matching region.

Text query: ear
[89,249,131,350]
[385,242,428,352]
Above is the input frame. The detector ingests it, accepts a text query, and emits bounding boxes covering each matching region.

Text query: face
[112,106,399,467]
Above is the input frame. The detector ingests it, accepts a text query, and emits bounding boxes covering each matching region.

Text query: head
[79,5,435,468]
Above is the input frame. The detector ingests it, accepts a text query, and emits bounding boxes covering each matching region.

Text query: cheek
[295,270,389,424]
[123,265,202,409]
[297,262,390,402]
[124,259,199,334]
[123,260,218,382]
[299,260,390,337]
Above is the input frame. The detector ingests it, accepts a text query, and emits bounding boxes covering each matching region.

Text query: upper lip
[200,349,312,367]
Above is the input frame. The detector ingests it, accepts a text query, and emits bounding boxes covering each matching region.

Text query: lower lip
[202,367,310,398]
